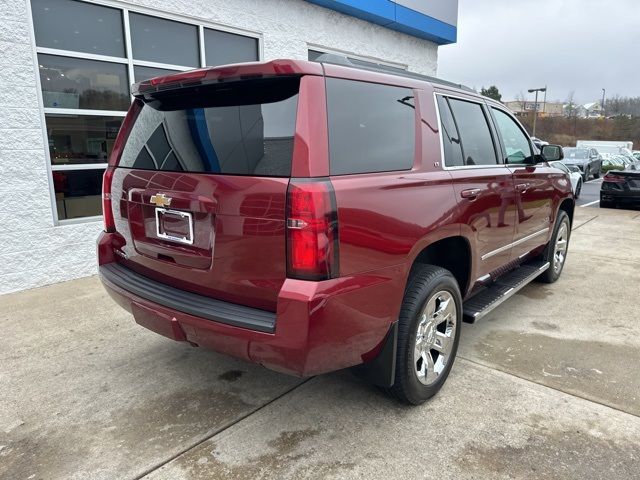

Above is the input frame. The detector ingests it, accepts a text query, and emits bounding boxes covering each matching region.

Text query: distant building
[504,100,564,117]
[583,102,603,118]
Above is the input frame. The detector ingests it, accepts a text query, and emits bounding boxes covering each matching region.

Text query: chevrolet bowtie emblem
[150,193,172,207]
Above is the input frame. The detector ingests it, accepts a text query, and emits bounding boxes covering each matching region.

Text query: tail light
[603,173,625,184]
[102,167,115,232]
[286,179,339,281]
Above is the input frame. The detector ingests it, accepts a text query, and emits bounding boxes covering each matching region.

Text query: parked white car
[550,161,582,198]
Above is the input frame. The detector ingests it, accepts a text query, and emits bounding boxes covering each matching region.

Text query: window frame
[434,92,502,170]
[27,0,263,225]
[487,103,535,167]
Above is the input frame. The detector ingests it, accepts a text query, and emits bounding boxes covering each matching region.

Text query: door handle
[516,183,530,193]
[460,188,481,200]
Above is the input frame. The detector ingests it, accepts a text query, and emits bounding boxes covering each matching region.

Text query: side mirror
[541,145,564,162]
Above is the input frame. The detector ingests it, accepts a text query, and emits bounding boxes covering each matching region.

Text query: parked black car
[562,147,602,181]
[600,170,640,208]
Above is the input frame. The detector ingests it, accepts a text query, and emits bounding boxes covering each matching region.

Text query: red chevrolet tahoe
[98,58,574,404]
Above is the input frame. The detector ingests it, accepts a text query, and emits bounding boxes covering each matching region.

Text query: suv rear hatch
[106,75,301,311]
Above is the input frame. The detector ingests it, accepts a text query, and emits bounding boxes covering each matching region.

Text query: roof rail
[314,53,475,93]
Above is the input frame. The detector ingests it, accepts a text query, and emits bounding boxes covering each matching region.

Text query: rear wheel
[385,265,462,405]
[537,210,570,284]
[575,180,582,199]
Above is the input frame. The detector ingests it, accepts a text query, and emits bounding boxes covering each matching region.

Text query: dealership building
[0,0,458,294]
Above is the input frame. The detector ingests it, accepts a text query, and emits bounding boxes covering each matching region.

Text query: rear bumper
[98,233,405,377]
[600,190,640,205]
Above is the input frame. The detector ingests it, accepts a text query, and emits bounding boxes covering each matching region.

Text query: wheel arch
[408,235,472,297]
[558,196,575,227]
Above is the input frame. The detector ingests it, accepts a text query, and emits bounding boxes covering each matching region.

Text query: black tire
[583,171,589,182]
[575,180,582,199]
[537,210,571,284]
[384,265,462,405]
[594,168,601,179]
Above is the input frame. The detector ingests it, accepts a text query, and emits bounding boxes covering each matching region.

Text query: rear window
[326,78,416,175]
[119,77,299,177]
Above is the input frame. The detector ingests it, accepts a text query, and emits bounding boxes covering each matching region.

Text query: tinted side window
[436,96,464,167]
[491,108,533,164]
[448,98,497,166]
[327,79,415,175]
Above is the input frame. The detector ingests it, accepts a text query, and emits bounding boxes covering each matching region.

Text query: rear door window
[326,78,416,175]
[447,98,498,166]
[119,77,299,177]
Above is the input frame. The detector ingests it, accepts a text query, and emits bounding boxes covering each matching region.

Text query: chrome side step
[463,260,550,323]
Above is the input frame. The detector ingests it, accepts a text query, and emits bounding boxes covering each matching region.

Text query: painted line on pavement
[580,200,600,208]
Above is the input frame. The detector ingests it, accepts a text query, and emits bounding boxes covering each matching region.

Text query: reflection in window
[492,108,532,164]
[38,54,130,111]
[129,13,199,67]
[119,79,300,177]
[133,66,179,83]
[31,0,125,57]
[437,96,465,167]
[53,169,104,219]
[448,99,497,166]
[46,115,123,165]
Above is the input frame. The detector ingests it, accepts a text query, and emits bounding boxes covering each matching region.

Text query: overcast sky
[437,0,640,105]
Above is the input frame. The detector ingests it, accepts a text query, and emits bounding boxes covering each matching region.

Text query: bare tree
[565,91,577,118]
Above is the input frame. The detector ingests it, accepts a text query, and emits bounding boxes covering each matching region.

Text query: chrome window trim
[433,91,508,171]
[481,228,549,261]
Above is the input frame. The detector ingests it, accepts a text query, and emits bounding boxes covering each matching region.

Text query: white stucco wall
[0,0,438,295]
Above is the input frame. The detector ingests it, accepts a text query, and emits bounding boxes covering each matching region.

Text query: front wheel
[537,210,571,284]
[384,265,462,405]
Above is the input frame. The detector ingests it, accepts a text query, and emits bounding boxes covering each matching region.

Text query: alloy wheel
[553,220,569,274]
[414,291,457,386]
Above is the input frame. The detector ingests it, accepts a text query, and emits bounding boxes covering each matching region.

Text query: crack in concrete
[135,379,312,480]
[457,356,640,421]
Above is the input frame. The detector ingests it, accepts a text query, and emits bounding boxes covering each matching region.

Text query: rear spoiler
[132,59,322,97]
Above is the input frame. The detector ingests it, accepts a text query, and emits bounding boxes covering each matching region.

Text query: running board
[463,260,550,323]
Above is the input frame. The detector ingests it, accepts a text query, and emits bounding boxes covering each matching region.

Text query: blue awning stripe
[304,0,457,45]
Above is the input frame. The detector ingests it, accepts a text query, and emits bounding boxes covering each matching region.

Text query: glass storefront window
[133,66,180,83]
[38,54,130,111]
[31,0,125,57]
[204,28,259,66]
[45,115,123,166]
[53,169,105,220]
[29,1,261,222]
[129,13,200,67]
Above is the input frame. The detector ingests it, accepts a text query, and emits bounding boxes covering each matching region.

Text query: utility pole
[601,88,606,117]
[528,87,547,138]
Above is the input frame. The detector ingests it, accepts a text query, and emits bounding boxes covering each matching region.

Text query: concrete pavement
[1,207,639,479]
